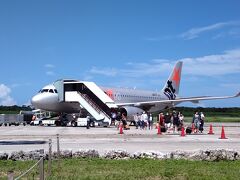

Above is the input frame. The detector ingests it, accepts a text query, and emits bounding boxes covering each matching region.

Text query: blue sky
[0,0,239,107]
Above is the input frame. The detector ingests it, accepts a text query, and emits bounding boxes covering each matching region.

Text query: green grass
[1,158,240,180]
[184,116,240,123]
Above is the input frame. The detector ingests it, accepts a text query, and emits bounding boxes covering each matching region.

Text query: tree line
[172,107,240,117]
[0,105,32,114]
[0,105,239,117]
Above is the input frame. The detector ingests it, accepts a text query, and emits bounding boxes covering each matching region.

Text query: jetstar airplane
[31,61,239,118]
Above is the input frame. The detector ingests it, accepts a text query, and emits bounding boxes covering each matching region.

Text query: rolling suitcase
[186,126,192,134]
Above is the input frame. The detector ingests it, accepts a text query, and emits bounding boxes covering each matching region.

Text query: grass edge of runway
[1,158,240,179]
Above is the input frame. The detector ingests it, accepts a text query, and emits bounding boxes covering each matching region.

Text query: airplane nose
[31,94,41,107]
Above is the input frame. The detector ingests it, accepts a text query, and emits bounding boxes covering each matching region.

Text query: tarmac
[0,123,239,155]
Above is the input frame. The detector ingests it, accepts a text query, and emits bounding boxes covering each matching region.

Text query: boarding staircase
[64,81,117,126]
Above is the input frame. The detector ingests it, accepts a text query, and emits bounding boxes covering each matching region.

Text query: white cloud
[45,64,56,76]
[182,49,240,76]
[124,48,240,77]
[121,61,172,78]
[0,84,11,99]
[212,28,240,39]
[45,64,55,68]
[144,36,173,41]
[0,84,16,105]
[46,71,55,76]
[10,83,21,88]
[90,67,118,76]
[89,48,240,78]
[23,100,31,106]
[180,21,240,40]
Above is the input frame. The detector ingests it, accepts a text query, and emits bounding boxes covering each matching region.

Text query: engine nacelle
[120,106,143,118]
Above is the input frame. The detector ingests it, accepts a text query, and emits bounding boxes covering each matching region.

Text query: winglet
[235,92,240,97]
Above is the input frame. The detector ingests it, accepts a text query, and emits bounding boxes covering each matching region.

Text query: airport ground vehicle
[29,110,56,126]
[29,108,111,127]
[70,117,95,127]
[30,117,56,126]
[28,109,59,126]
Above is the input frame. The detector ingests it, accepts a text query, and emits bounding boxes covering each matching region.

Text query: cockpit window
[40,89,49,93]
[39,88,57,93]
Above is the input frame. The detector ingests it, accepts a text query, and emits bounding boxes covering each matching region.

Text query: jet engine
[120,106,143,118]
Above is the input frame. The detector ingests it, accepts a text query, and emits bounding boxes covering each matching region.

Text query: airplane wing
[116,92,240,107]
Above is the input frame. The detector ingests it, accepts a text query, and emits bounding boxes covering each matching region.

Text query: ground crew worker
[86,116,90,129]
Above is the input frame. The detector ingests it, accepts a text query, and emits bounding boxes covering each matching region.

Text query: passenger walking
[172,111,179,133]
[164,112,171,133]
[144,112,149,130]
[199,112,205,133]
[159,113,165,127]
[148,113,153,130]
[178,112,184,129]
[134,113,139,129]
[192,111,200,133]
[140,112,145,130]
[111,112,117,126]
[121,113,127,129]
[137,113,141,129]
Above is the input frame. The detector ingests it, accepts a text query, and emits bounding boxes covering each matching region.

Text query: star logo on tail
[172,68,180,86]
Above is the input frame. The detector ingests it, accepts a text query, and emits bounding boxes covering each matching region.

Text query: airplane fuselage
[31,85,176,114]
[101,87,176,112]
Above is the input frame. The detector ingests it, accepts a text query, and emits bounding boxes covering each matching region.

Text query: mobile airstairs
[53,80,117,126]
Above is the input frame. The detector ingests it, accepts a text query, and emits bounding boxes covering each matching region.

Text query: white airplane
[31,61,239,118]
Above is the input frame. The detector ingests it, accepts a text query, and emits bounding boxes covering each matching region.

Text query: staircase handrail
[78,92,111,120]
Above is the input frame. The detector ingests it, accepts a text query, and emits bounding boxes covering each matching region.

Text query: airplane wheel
[91,122,95,127]
[39,121,43,126]
[71,121,77,127]
[55,121,61,126]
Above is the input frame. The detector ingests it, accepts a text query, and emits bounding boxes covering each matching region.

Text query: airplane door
[106,89,114,100]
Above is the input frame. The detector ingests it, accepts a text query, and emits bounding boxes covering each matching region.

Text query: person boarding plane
[31,61,239,125]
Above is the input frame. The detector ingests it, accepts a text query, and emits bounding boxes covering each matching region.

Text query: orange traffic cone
[180,127,185,137]
[219,126,227,139]
[119,124,123,134]
[208,124,214,135]
[157,125,162,135]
